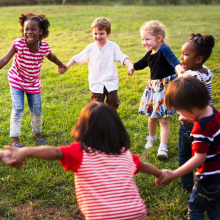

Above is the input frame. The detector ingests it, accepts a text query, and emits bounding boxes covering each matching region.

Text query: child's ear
[156,35,163,42]
[196,56,203,64]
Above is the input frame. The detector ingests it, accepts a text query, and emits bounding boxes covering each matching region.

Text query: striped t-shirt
[8,37,51,94]
[191,106,220,185]
[182,65,213,104]
[59,143,147,220]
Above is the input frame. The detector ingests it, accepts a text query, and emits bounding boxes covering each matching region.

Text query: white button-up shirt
[72,40,129,93]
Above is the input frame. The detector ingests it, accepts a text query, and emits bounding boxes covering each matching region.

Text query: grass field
[0,4,220,220]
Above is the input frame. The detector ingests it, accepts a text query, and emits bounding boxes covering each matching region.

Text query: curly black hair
[188,33,215,63]
[19,12,50,40]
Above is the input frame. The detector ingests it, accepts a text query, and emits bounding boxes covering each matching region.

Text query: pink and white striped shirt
[8,37,51,94]
[60,143,147,220]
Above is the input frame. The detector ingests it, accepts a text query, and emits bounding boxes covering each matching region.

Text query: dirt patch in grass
[12,204,85,220]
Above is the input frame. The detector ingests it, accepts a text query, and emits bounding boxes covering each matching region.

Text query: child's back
[60,142,146,219]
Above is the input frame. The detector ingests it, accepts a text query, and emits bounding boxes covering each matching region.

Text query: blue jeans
[10,87,42,137]
[187,183,220,220]
[179,123,194,189]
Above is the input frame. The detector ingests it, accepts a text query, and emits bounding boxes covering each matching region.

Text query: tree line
[0,0,219,6]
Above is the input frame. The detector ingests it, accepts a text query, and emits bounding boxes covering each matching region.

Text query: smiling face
[141,31,162,53]
[24,20,43,44]
[93,27,109,48]
[180,41,201,71]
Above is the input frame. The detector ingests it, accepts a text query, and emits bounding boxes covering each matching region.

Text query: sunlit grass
[0,5,220,219]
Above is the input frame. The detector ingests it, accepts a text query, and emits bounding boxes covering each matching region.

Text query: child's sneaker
[144,135,156,150]
[157,147,168,159]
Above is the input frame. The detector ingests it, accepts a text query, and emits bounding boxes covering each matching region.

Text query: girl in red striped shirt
[0,12,66,147]
[2,102,164,220]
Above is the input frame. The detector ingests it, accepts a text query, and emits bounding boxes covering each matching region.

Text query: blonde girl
[128,20,183,159]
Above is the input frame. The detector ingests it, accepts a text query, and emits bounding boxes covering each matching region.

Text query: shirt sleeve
[161,45,180,68]
[133,53,149,70]
[42,41,51,57]
[72,45,90,64]
[131,153,141,174]
[13,37,23,52]
[113,42,129,65]
[59,142,83,172]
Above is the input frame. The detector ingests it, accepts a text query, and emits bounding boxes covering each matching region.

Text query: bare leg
[157,117,170,159]
[148,118,158,136]
[159,117,170,145]
[11,137,19,145]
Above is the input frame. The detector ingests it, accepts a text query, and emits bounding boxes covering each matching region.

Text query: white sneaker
[144,136,156,150]
[157,148,168,159]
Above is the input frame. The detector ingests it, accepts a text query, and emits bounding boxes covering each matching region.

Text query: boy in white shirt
[58,17,133,110]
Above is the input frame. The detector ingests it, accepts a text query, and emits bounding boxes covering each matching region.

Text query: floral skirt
[139,74,177,118]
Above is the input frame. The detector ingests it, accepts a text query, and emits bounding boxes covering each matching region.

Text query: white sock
[159,143,167,150]
[149,134,156,139]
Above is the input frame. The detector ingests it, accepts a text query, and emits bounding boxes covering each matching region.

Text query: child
[2,102,164,220]
[0,13,66,147]
[156,76,220,219]
[178,33,215,192]
[58,17,133,110]
[127,20,184,159]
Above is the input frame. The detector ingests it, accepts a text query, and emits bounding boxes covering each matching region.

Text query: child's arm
[66,59,76,70]
[159,152,206,185]
[0,46,16,69]
[139,161,164,187]
[123,58,133,68]
[47,52,67,73]
[4,145,63,169]
[123,58,134,76]
[175,64,185,75]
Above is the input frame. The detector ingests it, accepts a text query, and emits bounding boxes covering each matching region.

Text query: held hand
[0,149,17,165]
[175,64,185,75]
[4,145,27,169]
[57,64,67,74]
[159,169,175,185]
[127,66,135,76]
[178,115,193,126]
[155,171,165,187]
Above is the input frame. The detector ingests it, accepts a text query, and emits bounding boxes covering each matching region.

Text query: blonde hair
[140,20,166,44]
[91,17,111,35]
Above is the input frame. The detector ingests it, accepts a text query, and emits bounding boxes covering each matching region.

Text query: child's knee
[31,102,42,115]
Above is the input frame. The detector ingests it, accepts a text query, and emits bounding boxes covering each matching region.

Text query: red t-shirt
[59,142,146,220]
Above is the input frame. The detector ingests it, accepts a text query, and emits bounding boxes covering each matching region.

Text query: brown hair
[71,102,130,154]
[91,17,111,35]
[165,76,210,112]
[140,20,166,44]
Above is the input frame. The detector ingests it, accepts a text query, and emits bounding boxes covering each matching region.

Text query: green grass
[0,5,220,219]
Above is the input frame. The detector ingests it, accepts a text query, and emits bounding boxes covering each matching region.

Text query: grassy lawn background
[0,5,220,219]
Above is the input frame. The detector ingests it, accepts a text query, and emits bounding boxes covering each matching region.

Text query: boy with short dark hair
[156,76,220,219]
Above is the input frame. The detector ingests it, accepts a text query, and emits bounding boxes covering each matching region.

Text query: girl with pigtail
[0,12,66,147]
[177,33,215,193]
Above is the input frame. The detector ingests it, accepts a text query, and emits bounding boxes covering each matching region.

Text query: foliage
[0,4,220,219]
[0,0,220,6]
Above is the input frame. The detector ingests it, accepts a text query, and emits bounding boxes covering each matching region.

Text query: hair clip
[37,17,42,22]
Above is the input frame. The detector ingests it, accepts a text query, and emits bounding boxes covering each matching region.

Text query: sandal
[11,143,23,148]
[34,135,46,145]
